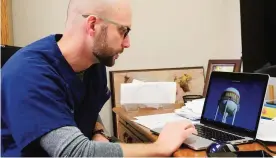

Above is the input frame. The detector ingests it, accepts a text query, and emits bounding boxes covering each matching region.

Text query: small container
[183,95,203,103]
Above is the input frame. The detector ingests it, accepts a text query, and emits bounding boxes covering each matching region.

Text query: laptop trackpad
[183,135,214,150]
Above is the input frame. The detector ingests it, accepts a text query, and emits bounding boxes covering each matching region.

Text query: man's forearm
[119,143,169,157]
[94,116,167,156]
[40,126,172,157]
[40,126,123,157]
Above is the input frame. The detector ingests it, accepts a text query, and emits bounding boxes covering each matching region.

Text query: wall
[12,0,242,135]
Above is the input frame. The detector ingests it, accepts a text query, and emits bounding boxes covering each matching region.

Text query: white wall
[12,0,241,136]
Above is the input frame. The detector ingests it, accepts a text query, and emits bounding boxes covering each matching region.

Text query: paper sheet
[120,82,176,108]
[184,98,205,114]
[256,119,276,142]
[133,113,199,129]
[132,79,144,83]
[174,98,205,120]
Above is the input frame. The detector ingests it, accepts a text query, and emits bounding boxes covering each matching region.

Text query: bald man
[1,0,197,157]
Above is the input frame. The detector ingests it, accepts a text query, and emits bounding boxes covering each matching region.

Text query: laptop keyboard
[195,124,243,142]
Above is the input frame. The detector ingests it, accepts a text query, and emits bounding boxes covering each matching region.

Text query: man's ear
[86,16,97,36]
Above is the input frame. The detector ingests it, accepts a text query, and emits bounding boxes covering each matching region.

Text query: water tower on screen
[214,87,240,125]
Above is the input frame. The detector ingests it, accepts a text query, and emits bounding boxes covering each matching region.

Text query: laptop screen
[202,72,268,134]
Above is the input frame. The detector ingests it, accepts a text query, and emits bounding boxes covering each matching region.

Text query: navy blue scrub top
[1,34,110,156]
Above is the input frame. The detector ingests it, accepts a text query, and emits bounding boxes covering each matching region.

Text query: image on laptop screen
[202,76,267,132]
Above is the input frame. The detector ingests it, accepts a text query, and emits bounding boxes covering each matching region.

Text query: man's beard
[92,26,122,67]
[93,50,116,67]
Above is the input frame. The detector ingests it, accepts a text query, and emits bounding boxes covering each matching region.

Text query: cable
[256,139,276,154]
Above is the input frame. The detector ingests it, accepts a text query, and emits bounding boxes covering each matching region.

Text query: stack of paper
[132,113,199,130]
[256,119,276,142]
[174,98,205,120]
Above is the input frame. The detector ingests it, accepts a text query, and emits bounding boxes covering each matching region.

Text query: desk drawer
[119,118,151,142]
[117,121,143,143]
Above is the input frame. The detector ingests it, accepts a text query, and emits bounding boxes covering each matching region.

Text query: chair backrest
[1,45,21,68]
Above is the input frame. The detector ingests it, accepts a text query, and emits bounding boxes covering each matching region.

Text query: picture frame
[109,66,205,136]
[203,59,242,97]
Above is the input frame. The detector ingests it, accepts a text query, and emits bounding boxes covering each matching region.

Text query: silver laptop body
[151,72,269,150]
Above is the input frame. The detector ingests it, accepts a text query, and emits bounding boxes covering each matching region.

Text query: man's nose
[122,36,130,48]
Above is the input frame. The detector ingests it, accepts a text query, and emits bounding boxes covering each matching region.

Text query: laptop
[150,71,270,150]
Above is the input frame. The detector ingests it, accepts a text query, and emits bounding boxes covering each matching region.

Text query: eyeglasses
[82,14,131,38]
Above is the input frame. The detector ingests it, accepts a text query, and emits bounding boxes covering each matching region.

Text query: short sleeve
[1,60,76,152]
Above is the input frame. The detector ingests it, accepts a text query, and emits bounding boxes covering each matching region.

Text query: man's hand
[92,133,109,142]
[153,120,198,156]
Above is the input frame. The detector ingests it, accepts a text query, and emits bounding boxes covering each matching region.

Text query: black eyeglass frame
[82,14,131,38]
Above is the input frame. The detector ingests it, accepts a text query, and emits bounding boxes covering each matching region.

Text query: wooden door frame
[1,0,14,45]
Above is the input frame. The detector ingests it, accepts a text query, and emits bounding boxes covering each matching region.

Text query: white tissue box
[120,82,177,110]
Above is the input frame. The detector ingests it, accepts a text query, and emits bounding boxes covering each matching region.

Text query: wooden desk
[113,106,276,157]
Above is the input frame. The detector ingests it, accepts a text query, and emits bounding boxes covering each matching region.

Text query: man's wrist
[92,129,110,140]
[151,142,171,157]
[93,129,104,135]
